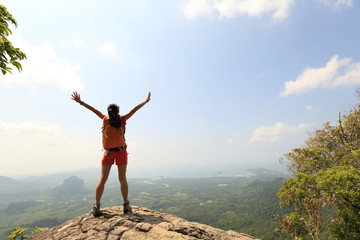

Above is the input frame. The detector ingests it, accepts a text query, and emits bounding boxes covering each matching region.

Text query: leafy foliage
[31,226,48,237]
[318,166,360,239]
[7,227,27,240]
[0,4,26,75]
[276,174,332,240]
[277,95,360,239]
[5,226,47,240]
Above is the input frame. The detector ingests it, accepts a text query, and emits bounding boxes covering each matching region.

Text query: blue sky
[1,0,360,178]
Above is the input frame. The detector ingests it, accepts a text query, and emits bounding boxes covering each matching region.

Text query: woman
[71,91,151,216]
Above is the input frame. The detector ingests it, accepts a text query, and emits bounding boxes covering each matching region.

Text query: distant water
[11,164,288,183]
[126,163,287,179]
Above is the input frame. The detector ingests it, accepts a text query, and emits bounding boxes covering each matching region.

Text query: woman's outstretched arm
[71,91,105,119]
[123,92,151,122]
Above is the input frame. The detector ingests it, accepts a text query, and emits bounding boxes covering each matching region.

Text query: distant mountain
[0,175,28,193]
[0,175,55,195]
[49,176,89,198]
[0,176,19,185]
[19,168,100,185]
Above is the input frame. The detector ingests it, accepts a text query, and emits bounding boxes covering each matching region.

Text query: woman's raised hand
[71,91,81,103]
[145,92,151,103]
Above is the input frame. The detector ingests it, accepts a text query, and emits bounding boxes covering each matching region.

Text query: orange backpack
[102,115,125,149]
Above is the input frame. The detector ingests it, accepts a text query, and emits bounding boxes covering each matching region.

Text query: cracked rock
[28,206,259,240]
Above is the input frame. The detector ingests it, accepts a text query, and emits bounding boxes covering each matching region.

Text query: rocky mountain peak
[28,206,259,240]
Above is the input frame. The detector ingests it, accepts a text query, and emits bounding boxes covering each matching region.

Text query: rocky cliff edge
[28,206,259,240]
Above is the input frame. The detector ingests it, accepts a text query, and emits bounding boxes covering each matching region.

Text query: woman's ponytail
[107,104,122,129]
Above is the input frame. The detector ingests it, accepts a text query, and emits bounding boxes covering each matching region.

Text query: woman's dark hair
[107,104,122,129]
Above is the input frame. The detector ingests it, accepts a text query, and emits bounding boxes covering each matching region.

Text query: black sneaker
[123,200,132,214]
[92,202,101,217]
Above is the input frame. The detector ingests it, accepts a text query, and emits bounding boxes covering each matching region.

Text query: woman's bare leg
[117,164,128,201]
[95,164,112,202]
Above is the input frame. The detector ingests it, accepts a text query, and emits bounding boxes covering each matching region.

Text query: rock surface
[28,206,259,240]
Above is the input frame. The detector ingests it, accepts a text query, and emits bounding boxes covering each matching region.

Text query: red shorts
[101,148,128,165]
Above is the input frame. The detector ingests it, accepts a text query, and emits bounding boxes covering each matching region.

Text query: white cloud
[1,35,84,93]
[280,55,360,97]
[73,38,87,47]
[100,43,118,58]
[0,120,102,176]
[227,134,241,144]
[181,0,215,20]
[0,120,63,136]
[305,105,320,111]
[320,0,353,9]
[305,105,312,111]
[249,122,316,142]
[305,105,313,111]
[0,120,68,147]
[0,120,67,144]
[227,138,235,144]
[181,0,295,21]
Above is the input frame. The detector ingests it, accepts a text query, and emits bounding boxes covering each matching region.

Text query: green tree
[0,4,26,75]
[276,95,360,240]
[276,174,332,240]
